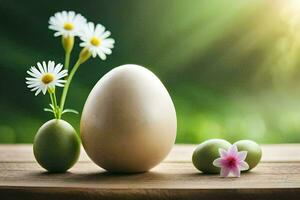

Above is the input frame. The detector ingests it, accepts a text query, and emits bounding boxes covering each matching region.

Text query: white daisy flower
[79,22,115,60]
[49,11,87,37]
[26,61,68,96]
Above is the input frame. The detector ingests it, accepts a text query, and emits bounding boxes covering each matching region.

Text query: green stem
[64,52,70,70]
[52,90,60,119]
[48,91,57,119]
[59,59,81,115]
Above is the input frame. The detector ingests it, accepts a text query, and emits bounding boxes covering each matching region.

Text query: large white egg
[80,64,177,173]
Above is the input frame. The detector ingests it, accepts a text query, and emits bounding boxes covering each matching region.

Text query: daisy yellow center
[64,23,74,31]
[90,37,101,46]
[41,73,54,84]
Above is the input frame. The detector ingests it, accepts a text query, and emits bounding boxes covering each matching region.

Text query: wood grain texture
[0,144,300,200]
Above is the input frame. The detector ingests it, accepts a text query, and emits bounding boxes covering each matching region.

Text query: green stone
[33,119,80,173]
[234,140,262,170]
[192,139,231,174]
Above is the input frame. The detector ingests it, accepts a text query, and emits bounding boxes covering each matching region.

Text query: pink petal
[237,151,247,161]
[238,161,249,171]
[231,166,241,177]
[220,168,230,177]
[219,148,228,158]
[213,158,224,167]
[228,144,238,156]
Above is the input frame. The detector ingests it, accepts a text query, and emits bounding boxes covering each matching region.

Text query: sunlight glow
[279,0,300,32]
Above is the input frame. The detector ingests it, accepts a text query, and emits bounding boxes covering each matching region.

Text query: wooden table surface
[0,144,300,200]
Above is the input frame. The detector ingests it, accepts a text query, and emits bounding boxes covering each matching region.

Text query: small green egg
[33,119,80,173]
[234,140,262,170]
[192,139,231,174]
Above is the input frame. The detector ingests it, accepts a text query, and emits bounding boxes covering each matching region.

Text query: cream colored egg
[80,64,177,173]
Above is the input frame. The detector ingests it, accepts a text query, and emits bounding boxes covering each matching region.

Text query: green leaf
[62,109,79,115]
[49,104,55,110]
[43,108,54,113]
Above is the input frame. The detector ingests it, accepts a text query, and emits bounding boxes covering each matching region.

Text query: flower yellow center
[41,73,54,84]
[90,37,101,46]
[64,23,74,31]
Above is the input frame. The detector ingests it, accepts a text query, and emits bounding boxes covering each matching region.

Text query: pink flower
[213,144,249,177]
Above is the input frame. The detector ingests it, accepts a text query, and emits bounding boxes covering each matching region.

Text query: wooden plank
[1,144,300,162]
[0,144,300,200]
[1,187,300,200]
[1,161,300,188]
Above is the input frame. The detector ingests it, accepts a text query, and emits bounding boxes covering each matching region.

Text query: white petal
[100,30,111,39]
[228,144,238,156]
[91,50,97,58]
[27,83,40,88]
[35,88,42,96]
[220,168,230,177]
[27,70,38,78]
[237,151,247,161]
[56,79,67,83]
[100,47,112,55]
[30,67,42,76]
[56,69,68,76]
[219,148,228,158]
[103,38,115,45]
[95,24,105,35]
[26,77,39,81]
[42,86,48,94]
[42,61,48,73]
[26,80,39,85]
[30,86,40,91]
[54,32,62,37]
[55,83,65,87]
[230,166,241,177]
[98,50,107,60]
[79,42,87,47]
[54,63,63,74]
[238,161,249,171]
[88,22,95,33]
[213,158,223,167]
[37,62,45,74]
[30,67,42,77]
[48,61,55,73]
[26,79,39,83]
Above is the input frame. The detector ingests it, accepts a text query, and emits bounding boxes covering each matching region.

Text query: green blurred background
[1,0,300,144]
